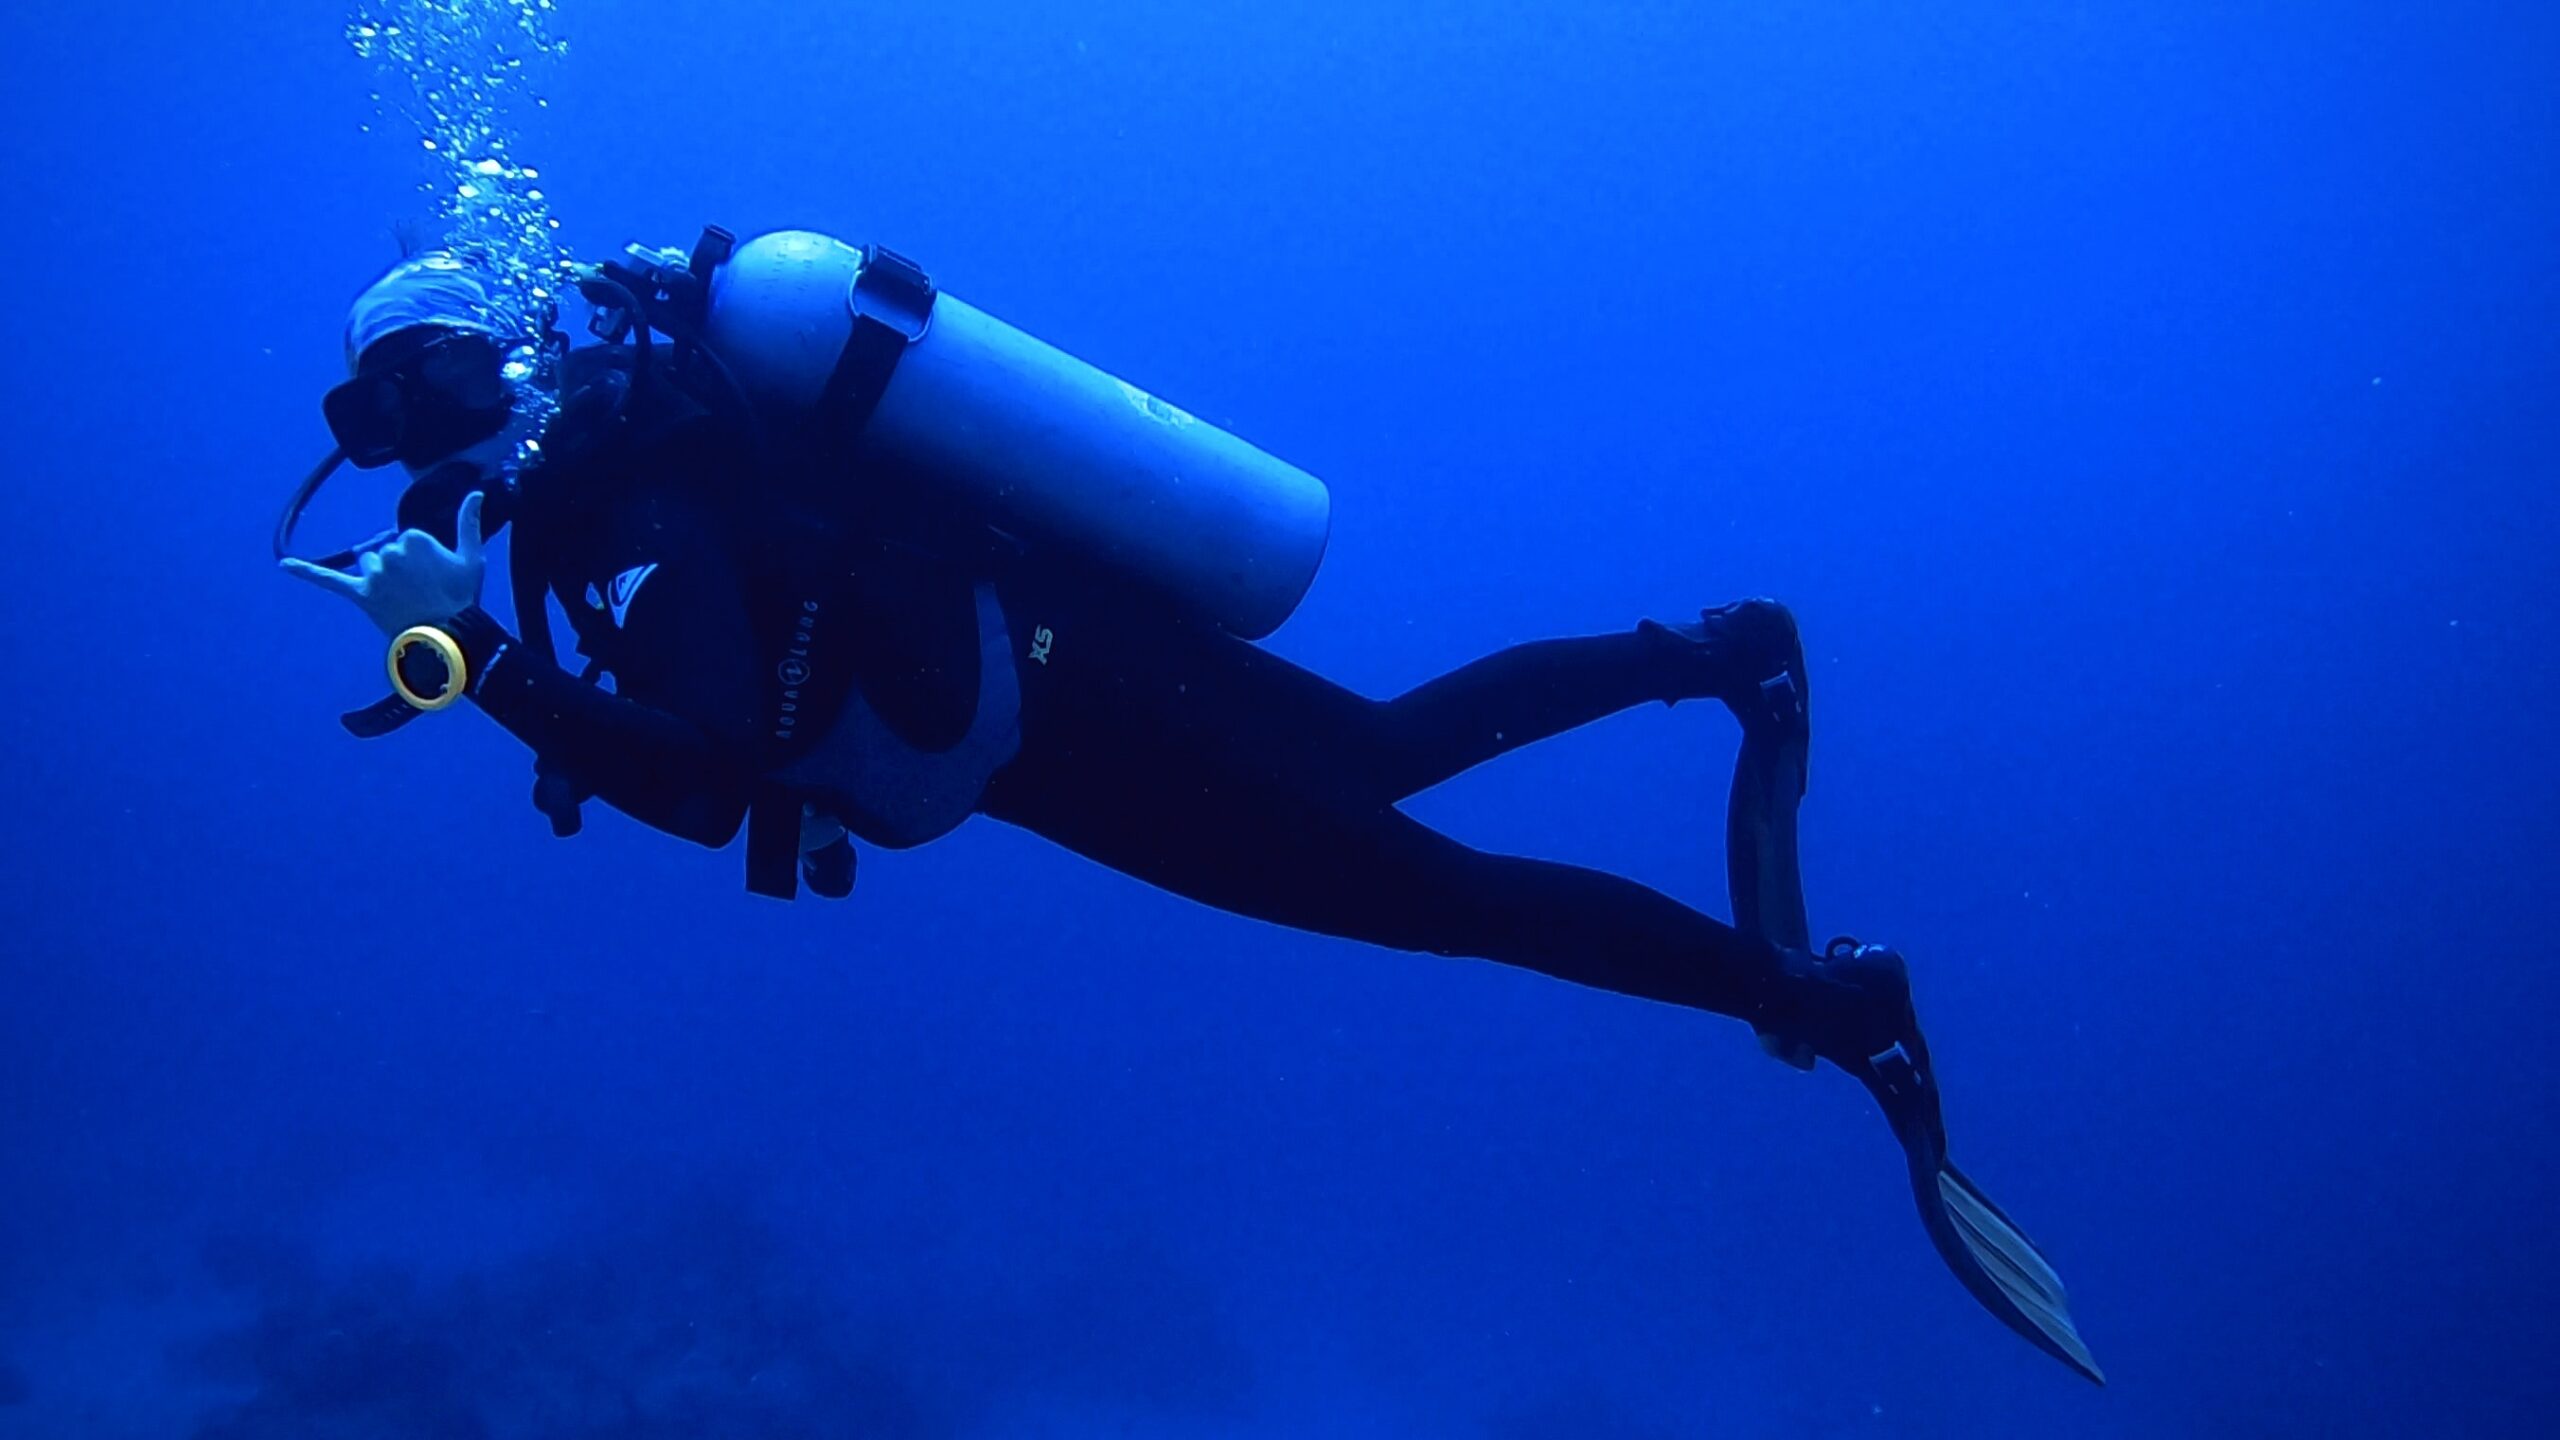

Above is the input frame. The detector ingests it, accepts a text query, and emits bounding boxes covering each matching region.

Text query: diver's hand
[280,491,488,636]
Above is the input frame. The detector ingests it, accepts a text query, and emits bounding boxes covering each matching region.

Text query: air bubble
[351,0,573,417]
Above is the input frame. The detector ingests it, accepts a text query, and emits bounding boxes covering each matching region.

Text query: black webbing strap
[813,245,936,463]
[746,786,802,900]
[341,693,421,739]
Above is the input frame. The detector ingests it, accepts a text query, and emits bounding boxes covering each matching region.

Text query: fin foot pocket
[1642,597,1808,739]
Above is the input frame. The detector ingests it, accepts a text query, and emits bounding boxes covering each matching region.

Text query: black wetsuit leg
[1364,632,1700,800]
[978,588,1802,1027]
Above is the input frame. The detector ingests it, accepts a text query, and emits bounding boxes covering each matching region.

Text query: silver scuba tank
[692,229,1331,640]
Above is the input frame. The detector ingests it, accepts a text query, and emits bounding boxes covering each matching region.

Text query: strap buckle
[1756,669,1806,734]
[815,245,939,462]
[850,244,934,341]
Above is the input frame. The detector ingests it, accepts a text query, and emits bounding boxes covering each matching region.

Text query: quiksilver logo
[606,563,657,629]
[775,600,820,740]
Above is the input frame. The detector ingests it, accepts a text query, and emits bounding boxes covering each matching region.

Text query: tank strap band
[815,245,937,462]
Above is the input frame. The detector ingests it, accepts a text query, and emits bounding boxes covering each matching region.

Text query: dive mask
[321,329,513,470]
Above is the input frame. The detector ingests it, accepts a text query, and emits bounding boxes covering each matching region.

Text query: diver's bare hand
[279,491,487,636]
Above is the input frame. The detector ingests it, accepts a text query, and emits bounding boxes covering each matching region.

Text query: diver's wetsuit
[451,377,1803,1032]
[979,573,1795,1021]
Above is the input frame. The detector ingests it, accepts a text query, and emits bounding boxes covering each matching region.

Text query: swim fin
[1720,628,2104,1385]
[1824,941,2107,1386]
[1695,600,1817,1069]
[1729,723,1815,1069]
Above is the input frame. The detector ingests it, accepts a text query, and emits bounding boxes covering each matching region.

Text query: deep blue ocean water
[1,2,2554,1434]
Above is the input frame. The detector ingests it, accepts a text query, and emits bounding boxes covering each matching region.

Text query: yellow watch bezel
[387,624,468,712]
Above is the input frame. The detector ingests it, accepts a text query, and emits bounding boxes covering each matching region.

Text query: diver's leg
[982,585,1814,1010]
[981,752,1827,1032]
[1372,599,1806,800]
[999,569,1801,807]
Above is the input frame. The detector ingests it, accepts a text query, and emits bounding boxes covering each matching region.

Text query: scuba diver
[277,233,2102,1384]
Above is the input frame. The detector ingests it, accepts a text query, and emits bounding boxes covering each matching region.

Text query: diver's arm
[476,463,773,846]
[439,607,754,847]
[284,486,758,847]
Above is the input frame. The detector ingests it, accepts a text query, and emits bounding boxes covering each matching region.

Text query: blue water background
[0,1,2554,1434]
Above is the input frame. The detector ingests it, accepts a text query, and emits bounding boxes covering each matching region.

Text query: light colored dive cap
[342,251,506,374]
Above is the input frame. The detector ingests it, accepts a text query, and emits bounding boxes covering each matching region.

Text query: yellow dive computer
[387,624,469,712]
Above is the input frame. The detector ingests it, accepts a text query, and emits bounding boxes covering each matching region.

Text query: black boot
[1762,938,1922,1079]
[1638,598,1808,739]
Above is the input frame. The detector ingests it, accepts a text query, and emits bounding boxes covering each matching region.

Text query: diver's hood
[344,251,507,373]
[280,252,565,567]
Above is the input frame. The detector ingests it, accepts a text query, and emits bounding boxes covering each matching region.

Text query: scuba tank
[590,227,1332,640]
